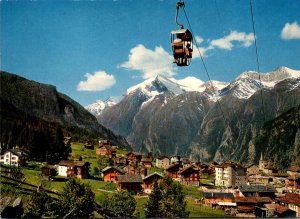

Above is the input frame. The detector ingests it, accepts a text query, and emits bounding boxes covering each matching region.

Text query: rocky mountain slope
[0,71,131,161]
[93,67,300,168]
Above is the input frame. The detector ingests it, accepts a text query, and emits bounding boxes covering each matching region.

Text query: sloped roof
[288,166,300,172]
[58,160,88,167]
[179,165,198,174]
[277,193,300,205]
[143,172,163,182]
[165,163,182,171]
[235,197,272,203]
[117,174,142,183]
[238,185,276,193]
[102,166,125,174]
[264,204,291,214]
[203,192,234,199]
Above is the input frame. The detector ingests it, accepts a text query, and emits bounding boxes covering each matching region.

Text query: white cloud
[210,31,254,50]
[120,44,176,79]
[195,36,204,44]
[281,22,300,40]
[77,71,116,91]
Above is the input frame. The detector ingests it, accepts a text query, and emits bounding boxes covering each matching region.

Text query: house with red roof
[276,193,300,217]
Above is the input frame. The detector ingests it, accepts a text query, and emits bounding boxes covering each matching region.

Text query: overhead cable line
[249,0,266,122]
[182,7,229,128]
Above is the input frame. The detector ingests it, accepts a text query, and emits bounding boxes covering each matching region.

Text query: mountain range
[88,67,300,168]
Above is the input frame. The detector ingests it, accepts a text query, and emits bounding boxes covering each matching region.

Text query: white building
[215,162,246,188]
[0,149,26,166]
[156,156,170,169]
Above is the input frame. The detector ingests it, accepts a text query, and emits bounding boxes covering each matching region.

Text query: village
[1,138,300,218]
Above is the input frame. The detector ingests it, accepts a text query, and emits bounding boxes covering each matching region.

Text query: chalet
[276,193,300,217]
[165,163,183,181]
[287,174,300,190]
[84,141,94,150]
[179,165,200,186]
[0,149,26,167]
[142,172,163,194]
[287,166,300,176]
[247,174,272,186]
[96,146,116,157]
[41,165,57,177]
[202,192,235,208]
[237,185,276,199]
[124,161,147,178]
[126,152,142,162]
[263,203,296,218]
[196,163,212,175]
[117,174,143,193]
[114,156,127,166]
[102,166,125,183]
[155,156,170,169]
[57,160,89,179]
[141,157,152,168]
[99,139,112,147]
[235,197,272,217]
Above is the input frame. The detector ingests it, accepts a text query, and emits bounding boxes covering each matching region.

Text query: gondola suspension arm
[175,1,185,29]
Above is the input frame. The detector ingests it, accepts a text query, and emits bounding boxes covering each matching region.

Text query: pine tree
[144,181,162,217]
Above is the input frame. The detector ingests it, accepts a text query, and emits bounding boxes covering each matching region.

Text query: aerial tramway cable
[181,5,229,128]
[249,0,266,123]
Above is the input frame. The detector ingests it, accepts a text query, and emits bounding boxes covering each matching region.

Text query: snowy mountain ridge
[86,67,300,115]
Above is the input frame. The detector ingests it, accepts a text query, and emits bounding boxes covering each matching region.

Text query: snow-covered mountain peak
[126,74,185,97]
[224,76,262,99]
[237,67,300,88]
[85,97,121,117]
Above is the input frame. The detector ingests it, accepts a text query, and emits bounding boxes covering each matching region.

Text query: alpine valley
[87,67,300,169]
[0,71,130,162]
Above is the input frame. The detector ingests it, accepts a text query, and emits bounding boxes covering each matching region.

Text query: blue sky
[1,0,300,106]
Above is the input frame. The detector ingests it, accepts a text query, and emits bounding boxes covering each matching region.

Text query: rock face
[90,67,300,168]
[0,71,131,160]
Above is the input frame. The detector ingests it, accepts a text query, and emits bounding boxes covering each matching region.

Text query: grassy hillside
[0,142,227,218]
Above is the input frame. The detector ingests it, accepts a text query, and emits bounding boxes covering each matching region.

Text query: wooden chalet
[262,203,296,218]
[126,152,142,162]
[165,163,183,181]
[84,141,94,150]
[41,165,57,177]
[141,157,153,168]
[179,165,200,186]
[124,161,147,178]
[102,166,125,183]
[117,174,143,193]
[235,196,272,216]
[57,160,89,179]
[237,185,276,199]
[96,146,116,157]
[114,156,127,166]
[202,192,235,208]
[142,172,163,194]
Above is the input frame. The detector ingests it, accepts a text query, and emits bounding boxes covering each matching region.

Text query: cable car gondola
[171,1,193,66]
